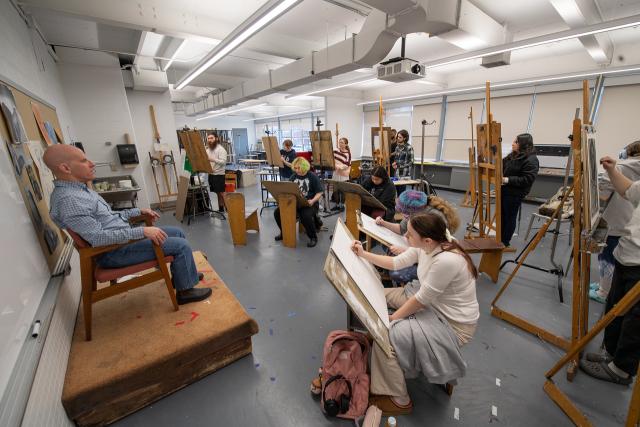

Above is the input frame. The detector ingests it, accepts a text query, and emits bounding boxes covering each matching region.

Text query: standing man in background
[206,133,227,213]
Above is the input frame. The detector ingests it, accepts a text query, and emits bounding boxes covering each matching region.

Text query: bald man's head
[43,144,95,182]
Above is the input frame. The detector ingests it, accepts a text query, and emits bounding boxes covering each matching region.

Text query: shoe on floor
[368,395,413,416]
[579,360,632,385]
[589,282,600,291]
[275,234,283,241]
[307,237,318,248]
[585,351,612,363]
[503,246,517,253]
[589,289,606,304]
[176,287,212,305]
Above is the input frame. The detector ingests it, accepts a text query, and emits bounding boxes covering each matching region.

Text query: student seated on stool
[43,144,211,304]
[274,157,323,248]
[375,190,460,284]
[361,166,396,221]
[351,212,479,415]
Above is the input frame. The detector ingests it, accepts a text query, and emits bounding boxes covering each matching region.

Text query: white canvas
[359,212,408,248]
[330,220,389,327]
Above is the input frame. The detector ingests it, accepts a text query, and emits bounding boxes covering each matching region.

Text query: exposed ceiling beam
[550,0,613,64]
[157,37,186,71]
[438,0,508,50]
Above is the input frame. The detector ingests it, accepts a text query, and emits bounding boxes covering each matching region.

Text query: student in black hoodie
[501,133,539,247]
[362,166,397,221]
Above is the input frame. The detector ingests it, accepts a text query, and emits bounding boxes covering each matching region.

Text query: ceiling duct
[187,0,464,115]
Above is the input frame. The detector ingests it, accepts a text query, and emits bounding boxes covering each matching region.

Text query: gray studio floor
[114,184,632,427]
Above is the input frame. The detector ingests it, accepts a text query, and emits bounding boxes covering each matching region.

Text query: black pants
[274,203,319,239]
[603,261,640,376]
[501,192,523,246]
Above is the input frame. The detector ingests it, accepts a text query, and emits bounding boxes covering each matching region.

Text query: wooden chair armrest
[129,213,153,226]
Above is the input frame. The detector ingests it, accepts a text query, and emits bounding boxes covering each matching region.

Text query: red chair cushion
[95,256,174,282]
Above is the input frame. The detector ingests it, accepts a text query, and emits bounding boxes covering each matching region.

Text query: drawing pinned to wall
[25,141,54,208]
[5,139,27,176]
[43,224,59,254]
[25,165,42,201]
[44,122,59,143]
[0,84,28,144]
[31,102,54,145]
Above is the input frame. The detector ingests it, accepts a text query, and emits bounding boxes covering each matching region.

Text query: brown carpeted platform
[62,251,259,426]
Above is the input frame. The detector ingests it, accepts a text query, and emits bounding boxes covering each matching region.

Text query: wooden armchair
[67,214,178,341]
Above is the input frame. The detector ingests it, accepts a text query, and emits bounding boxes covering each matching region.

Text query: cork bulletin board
[0,79,68,273]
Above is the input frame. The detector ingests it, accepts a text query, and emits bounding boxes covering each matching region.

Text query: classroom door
[232,128,249,159]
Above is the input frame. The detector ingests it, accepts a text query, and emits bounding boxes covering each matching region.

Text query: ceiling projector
[377,58,426,83]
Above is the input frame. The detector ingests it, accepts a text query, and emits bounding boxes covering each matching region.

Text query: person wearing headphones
[352,212,478,415]
[590,140,640,303]
[501,133,539,248]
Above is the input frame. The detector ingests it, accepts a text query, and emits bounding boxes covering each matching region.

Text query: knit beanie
[395,190,429,215]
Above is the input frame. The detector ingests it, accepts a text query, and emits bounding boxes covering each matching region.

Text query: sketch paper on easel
[358,211,408,248]
[582,129,600,230]
[323,219,392,357]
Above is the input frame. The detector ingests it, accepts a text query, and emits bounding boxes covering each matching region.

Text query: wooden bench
[459,237,505,283]
[224,192,259,246]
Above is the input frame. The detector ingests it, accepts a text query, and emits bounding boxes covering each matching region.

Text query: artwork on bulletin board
[31,101,54,146]
[0,84,28,144]
[44,121,59,144]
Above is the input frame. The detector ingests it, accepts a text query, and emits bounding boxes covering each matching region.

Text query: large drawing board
[262,180,308,207]
[329,180,386,210]
[324,219,392,357]
[262,136,283,168]
[178,130,212,173]
[357,211,408,248]
[310,130,335,169]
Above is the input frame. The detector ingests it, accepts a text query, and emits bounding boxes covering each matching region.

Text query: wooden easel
[543,281,640,426]
[490,81,605,375]
[462,82,505,283]
[329,180,387,238]
[149,105,178,210]
[461,107,477,208]
[262,181,308,248]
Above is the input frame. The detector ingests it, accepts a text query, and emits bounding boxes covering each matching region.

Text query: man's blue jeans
[97,226,198,291]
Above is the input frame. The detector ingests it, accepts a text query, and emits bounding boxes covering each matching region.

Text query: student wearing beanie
[375,190,460,284]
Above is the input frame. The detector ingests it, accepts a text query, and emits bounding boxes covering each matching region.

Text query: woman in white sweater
[351,212,479,415]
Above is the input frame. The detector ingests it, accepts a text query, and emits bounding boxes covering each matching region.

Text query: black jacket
[502,152,540,198]
[362,178,397,220]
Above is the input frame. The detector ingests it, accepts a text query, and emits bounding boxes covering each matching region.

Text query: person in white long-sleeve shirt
[206,133,227,212]
[351,212,479,415]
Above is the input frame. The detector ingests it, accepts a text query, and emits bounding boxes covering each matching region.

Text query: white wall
[325,95,363,157]
[126,89,179,206]
[58,58,150,208]
[0,1,74,143]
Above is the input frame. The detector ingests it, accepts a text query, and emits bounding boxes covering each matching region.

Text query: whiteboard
[0,135,51,399]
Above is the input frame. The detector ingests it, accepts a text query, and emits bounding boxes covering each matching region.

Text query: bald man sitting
[43,144,211,304]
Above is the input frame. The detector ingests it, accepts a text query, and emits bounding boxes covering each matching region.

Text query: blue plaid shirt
[49,180,143,246]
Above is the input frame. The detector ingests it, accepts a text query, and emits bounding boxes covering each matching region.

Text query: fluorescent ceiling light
[288,78,377,98]
[175,0,301,90]
[162,39,187,72]
[357,65,640,106]
[424,14,640,70]
[197,103,268,120]
[244,108,325,121]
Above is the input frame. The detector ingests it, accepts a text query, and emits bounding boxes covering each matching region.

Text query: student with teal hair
[274,157,324,247]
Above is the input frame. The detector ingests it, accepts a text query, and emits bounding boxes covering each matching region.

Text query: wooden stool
[225,193,259,246]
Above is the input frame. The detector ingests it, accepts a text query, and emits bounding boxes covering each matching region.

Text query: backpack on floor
[319,330,370,420]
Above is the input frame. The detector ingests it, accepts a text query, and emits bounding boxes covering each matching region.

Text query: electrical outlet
[110,162,118,171]
[105,141,112,146]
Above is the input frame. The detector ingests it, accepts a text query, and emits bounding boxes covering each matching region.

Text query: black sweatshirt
[502,152,540,198]
[362,178,397,220]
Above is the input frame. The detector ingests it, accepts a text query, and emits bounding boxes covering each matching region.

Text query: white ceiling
[19,0,640,117]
